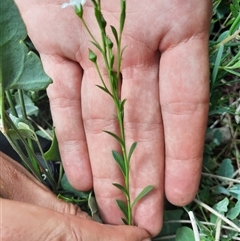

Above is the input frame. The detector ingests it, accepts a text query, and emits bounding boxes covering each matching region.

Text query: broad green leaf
[217,158,234,178]
[116,199,128,220]
[0,0,52,91]
[158,209,183,237]
[7,128,38,141]
[210,197,229,223]
[112,150,126,176]
[112,183,128,196]
[214,197,229,214]
[60,173,89,198]
[229,184,240,199]
[176,227,195,241]
[44,130,61,161]
[213,185,230,196]
[0,0,51,132]
[131,185,154,208]
[14,92,39,117]
[230,0,240,17]
[127,142,137,162]
[227,198,240,220]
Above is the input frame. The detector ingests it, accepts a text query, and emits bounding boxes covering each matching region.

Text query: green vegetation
[0,0,239,240]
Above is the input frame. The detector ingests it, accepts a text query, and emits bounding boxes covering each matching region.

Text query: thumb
[2,199,151,241]
[0,152,89,219]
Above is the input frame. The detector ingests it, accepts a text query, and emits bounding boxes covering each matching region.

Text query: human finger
[160,37,210,206]
[0,152,89,219]
[41,54,93,191]
[120,57,164,237]
[81,67,125,224]
[1,199,151,241]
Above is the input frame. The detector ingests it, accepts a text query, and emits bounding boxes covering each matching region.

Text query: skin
[13,0,212,237]
[0,152,150,241]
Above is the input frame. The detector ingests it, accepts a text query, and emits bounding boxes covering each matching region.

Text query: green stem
[81,18,100,48]
[17,89,40,177]
[5,90,18,117]
[93,62,112,96]
[4,113,42,181]
[4,112,57,192]
[83,0,132,225]
[116,103,132,225]
[18,90,27,119]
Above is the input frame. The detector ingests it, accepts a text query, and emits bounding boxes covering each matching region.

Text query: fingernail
[142,239,151,241]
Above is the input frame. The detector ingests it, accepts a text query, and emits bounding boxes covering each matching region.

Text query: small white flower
[61,0,86,10]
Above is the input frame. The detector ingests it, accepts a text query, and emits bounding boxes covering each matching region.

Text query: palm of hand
[15,0,211,236]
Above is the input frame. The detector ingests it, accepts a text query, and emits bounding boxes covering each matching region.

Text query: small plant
[61,0,154,225]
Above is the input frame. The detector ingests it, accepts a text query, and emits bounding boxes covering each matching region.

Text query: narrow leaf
[112,183,128,196]
[44,129,61,161]
[116,199,128,219]
[121,218,129,225]
[127,142,137,162]
[94,7,103,29]
[110,25,119,45]
[120,0,126,34]
[120,46,127,60]
[120,99,127,110]
[229,13,240,35]
[212,44,224,84]
[110,53,115,68]
[96,85,111,96]
[90,41,103,53]
[104,130,124,146]
[112,150,126,176]
[131,185,154,208]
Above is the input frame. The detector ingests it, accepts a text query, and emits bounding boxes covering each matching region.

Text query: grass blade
[212,44,224,84]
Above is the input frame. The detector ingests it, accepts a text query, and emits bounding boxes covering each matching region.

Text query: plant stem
[5,90,18,117]
[81,0,133,225]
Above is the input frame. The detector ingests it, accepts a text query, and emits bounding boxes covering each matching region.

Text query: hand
[14,0,212,236]
[0,152,150,241]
